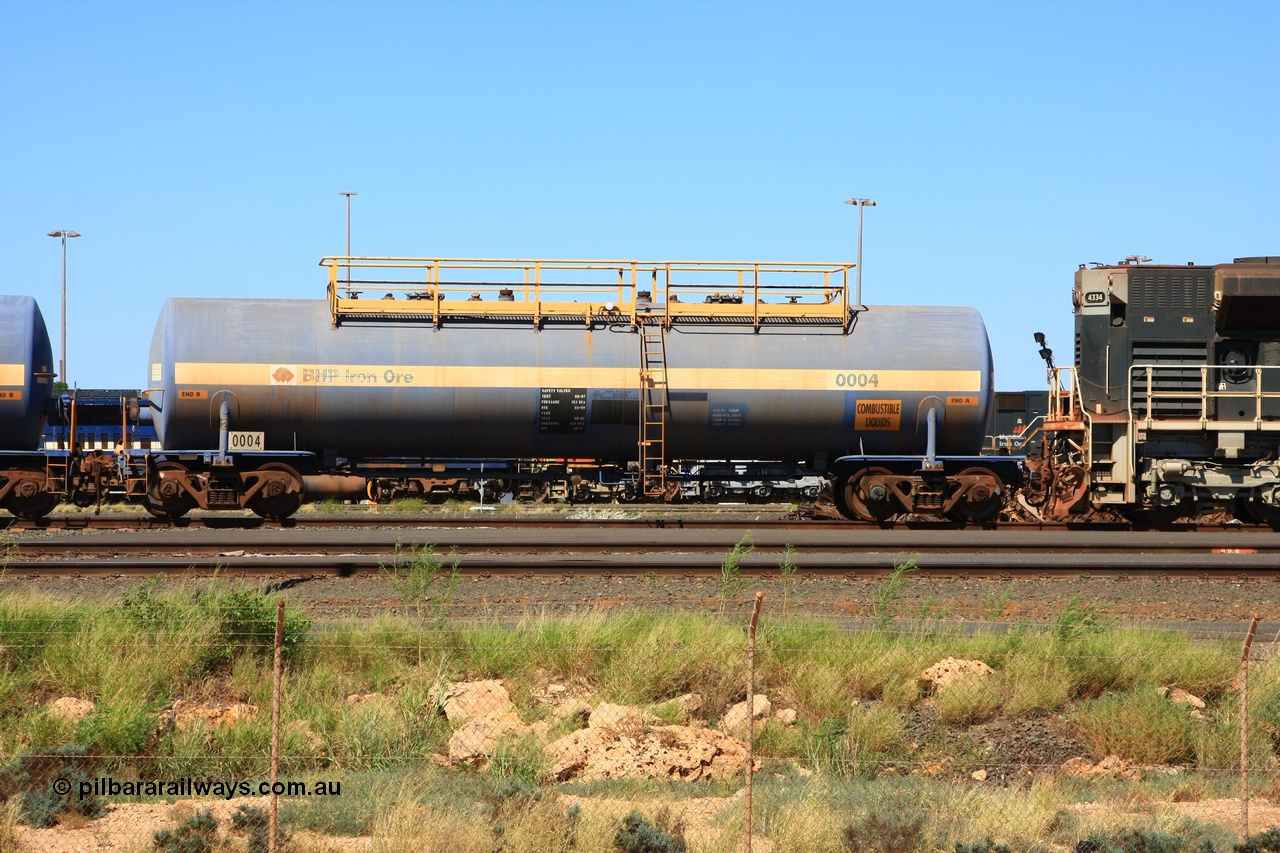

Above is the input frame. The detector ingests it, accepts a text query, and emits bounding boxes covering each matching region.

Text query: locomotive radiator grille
[1130,343,1209,419]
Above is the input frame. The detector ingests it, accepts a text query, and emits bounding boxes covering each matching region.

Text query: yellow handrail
[321,256,857,329]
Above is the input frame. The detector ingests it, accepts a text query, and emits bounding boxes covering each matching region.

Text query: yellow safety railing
[321,257,855,329]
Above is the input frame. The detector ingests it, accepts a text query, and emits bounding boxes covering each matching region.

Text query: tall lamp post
[843,197,876,307]
[339,191,356,291]
[46,229,81,386]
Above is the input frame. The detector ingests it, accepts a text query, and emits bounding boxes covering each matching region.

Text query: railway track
[4,522,1279,578]
[4,507,1280,533]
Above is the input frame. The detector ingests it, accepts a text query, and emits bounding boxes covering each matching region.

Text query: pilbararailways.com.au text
[59,777,342,801]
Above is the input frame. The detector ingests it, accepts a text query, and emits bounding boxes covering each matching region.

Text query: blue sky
[4,1,1276,392]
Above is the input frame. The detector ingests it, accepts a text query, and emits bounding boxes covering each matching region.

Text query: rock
[588,702,659,731]
[344,692,379,705]
[170,699,259,731]
[47,697,95,724]
[721,695,771,735]
[919,659,995,693]
[971,768,988,781]
[1158,686,1207,720]
[673,693,704,717]
[448,711,530,763]
[1059,754,1140,780]
[545,723,753,782]
[552,697,593,724]
[774,708,797,726]
[286,719,325,753]
[441,679,515,722]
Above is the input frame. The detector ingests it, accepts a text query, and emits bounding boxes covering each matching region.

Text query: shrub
[152,809,218,853]
[1070,829,1217,853]
[955,841,1011,853]
[196,588,310,668]
[841,810,927,853]
[0,744,103,828]
[934,675,1002,725]
[1237,827,1280,852]
[230,804,288,853]
[1054,596,1115,642]
[1068,688,1198,764]
[614,810,687,853]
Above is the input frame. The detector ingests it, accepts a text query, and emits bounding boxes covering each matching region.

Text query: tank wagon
[139,256,1010,520]
[1036,256,1280,522]
[0,296,58,517]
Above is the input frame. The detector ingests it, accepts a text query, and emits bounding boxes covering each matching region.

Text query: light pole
[46,229,81,386]
[843,197,876,307]
[339,191,356,291]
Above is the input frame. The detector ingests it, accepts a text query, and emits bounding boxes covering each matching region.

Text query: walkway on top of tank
[322,256,858,330]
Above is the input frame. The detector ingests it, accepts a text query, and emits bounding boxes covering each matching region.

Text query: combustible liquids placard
[854,399,902,431]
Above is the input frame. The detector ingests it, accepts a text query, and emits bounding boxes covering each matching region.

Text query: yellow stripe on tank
[0,364,27,386]
[173,363,982,393]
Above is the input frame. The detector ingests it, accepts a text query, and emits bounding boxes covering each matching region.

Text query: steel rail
[4,512,1278,534]
[5,550,1280,579]
[7,526,1279,558]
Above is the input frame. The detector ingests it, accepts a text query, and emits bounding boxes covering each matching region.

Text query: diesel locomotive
[1030,256,1280,522]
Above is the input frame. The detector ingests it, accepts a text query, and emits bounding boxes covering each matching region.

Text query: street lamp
[46,229,81,386]
[339,191,356,291]
[843,197,876,307]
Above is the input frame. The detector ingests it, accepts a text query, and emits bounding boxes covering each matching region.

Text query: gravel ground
[7,571,1280,635]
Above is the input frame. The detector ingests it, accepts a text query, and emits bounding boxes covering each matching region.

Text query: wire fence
[1,588,1279,853]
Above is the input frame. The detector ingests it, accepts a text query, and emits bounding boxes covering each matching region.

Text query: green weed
[871,554,919,630]
[718,532,754,614]
[380,539,461,622]
[779,543,798,618]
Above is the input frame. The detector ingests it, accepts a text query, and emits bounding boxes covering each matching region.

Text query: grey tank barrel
[0,296,56,450]
[147,298,995,465]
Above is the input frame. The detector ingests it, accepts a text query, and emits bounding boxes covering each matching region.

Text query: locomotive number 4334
[228,431,265,452]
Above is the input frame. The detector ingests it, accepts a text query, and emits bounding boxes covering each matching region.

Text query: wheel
[144,462,195,520]
[752,485,773,500]
[948,467,1003,522]
[835,467,897,521]
[704,484,724,500]
[1126,501,1190,525]
[3,491,59,519]
[247,463,303,520]
[1235,495,1280,527]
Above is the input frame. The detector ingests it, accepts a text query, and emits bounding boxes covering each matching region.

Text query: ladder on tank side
[639,322,668,498]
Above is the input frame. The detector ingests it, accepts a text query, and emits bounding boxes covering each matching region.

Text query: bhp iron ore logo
[271,366,296,385]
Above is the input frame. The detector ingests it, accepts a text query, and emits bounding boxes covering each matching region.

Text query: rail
[1130,363,1280,431]
[320,256,855,330]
